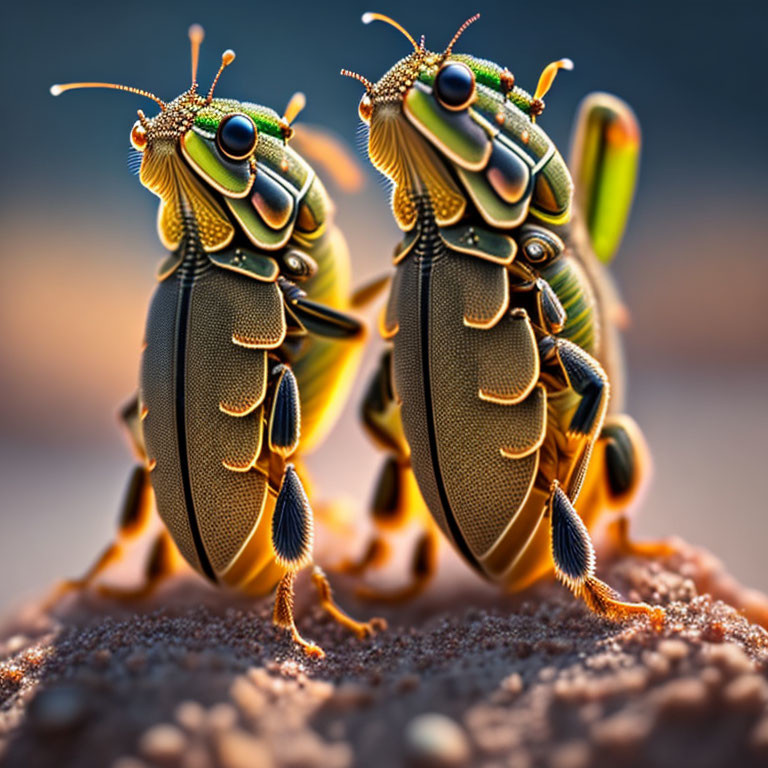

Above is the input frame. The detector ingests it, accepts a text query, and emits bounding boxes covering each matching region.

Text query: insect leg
[96,529,179,601]
[600,415,676,558]
[311,567,388,638]
[355,529,439,603]
[548,481,665,627]
[338,350,441,601]
[336,350,406,576]
[273,572,324,659]
[540,336,609,439]
[44,397,157,607]
[271,463,324,658]
[271,466,383,653]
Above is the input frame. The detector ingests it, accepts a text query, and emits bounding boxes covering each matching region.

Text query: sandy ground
[1,542,768,768]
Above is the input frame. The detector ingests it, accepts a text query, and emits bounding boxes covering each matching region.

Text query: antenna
[444,13,480,56]
[188,24,205,89]
[50,82,166,109]
[340,69,374,93]
[362,12,419,52]
[206,49,236,103]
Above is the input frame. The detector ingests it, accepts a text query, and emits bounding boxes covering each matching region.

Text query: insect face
[51,26,301,253]
[342,12,576,232]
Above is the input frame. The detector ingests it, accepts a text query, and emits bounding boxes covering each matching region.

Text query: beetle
[49,25,383,657]
[339,12,667,625]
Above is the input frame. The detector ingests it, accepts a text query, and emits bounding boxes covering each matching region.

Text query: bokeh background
[1,0,766,614]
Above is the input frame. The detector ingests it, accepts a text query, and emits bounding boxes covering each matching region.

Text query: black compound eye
[434,62,476,111]
[216,113,257,160]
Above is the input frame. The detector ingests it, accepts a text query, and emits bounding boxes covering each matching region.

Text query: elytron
[341,12,666,625]
[50,25,383,657]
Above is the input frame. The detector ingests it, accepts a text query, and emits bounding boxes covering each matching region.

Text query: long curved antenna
[50,82,166,109]
[362,12,419,52]
[444,13,480,55]
[189,24,205,89]
[206,49,236,104]
[340,69,374,93]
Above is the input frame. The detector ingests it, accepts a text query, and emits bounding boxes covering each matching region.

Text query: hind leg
[590,415,676,558]
[337,350,440,601]
[355,528,439,603]
[45,397,178,609]
[43,467,149,605]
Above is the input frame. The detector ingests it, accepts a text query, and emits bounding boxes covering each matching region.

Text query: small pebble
[657,639,689,662]
[207,703,238,732]
[548,740,591,768]
[175,700,206,731]
[591,711,651,754]
[329,683,375,711]
[216,729,273,768]
[722,674,768,712]
[139,723,186,763]
[656,678,710,716]
[500,673,523,696]
[703,643,754,676]
[405,713,470,767]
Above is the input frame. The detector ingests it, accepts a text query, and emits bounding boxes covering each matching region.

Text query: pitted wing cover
[228,274,286,349]
[457,255,510,329]
[184,268,281,574]
[141,278,201,572]
[382,266,403,339]
[477,310,540,406]
[391,250,546,562]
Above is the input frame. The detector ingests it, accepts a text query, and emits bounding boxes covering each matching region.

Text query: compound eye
[359,93,373,123]
[434,62,476,111]
[130,120,148,152]
[217,113,258,160]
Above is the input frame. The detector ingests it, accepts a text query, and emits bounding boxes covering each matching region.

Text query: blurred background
[0,0,766,614]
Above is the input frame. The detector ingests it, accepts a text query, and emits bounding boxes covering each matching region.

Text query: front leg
[539,335,609,439]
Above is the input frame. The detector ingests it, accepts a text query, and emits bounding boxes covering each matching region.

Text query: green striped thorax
[342,13,574,233]
[51,26,320,262]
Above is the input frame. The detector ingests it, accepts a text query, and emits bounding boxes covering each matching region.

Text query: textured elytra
[391,240,546,560]
[477,311,539,404]
[217,349,267,416]
[226,273,286,348]
[456,256,509,328]
[184,269,277,572]
[140,278,201,572]
[141,264,288,577]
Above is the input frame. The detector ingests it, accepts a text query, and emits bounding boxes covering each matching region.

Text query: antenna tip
[222,49,236,66]
[188,24,205,43]
[560,58,574,71]
[50,84,63,96]
[362,12,375,24]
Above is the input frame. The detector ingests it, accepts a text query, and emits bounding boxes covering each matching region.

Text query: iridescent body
[50,26,382,656]
[340,13,665,624]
